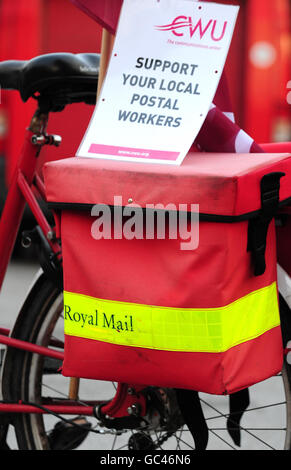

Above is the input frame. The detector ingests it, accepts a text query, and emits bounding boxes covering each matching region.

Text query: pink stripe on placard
[88,143,179,161]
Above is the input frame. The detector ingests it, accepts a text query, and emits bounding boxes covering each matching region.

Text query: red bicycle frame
[0,108,146,420]
[0,109,100,416]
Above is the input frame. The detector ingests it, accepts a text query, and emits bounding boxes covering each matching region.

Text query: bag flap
[43,152,291,217]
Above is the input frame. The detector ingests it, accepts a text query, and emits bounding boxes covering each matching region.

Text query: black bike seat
[0,52,100,104]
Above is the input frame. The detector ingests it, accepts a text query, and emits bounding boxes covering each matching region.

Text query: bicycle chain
[154,430,175,448]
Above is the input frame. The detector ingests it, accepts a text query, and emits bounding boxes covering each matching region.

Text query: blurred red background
[0,0,290,190]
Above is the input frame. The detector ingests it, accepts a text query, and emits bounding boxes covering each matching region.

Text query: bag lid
[43,152,291,218]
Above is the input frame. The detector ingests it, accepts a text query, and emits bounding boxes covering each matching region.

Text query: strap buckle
[248,172,285,276]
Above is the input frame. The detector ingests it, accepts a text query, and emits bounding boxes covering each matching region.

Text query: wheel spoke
[200,397,278,450]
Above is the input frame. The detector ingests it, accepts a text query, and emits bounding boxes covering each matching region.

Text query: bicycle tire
[1,274,193,450]
[1,274,62,449]
[2,274,291,450]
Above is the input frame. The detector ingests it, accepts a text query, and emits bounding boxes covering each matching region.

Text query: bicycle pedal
[48,416,91,450]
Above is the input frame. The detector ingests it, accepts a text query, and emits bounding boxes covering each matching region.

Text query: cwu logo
[155,15,228,41]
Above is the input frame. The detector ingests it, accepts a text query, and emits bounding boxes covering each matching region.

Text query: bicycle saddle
[0,52,100,109]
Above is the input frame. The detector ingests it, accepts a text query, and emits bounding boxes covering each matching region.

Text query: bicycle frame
[0,111,61,284]
[0,108,105,416]
[0,107,144,421]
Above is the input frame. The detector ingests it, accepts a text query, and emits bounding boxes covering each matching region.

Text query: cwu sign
[155,15,228,41]
[77,0,239,165]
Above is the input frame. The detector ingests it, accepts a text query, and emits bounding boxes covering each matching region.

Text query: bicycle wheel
[2,274,291,450]
[1,274,193,450]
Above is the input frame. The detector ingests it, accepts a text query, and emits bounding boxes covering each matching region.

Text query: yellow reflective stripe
[63,282,280,353]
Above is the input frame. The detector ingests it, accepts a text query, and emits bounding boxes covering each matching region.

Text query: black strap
[175,388,251,449]
[248,172,285,276]
[227,388,250,446]
[175,388,208,450]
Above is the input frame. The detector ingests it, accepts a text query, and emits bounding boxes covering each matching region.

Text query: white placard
[77,0,239,165]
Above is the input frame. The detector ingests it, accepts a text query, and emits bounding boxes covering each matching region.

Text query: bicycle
[0,51,291,451]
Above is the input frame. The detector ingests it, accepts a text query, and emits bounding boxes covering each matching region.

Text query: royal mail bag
[43,151,291,394]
